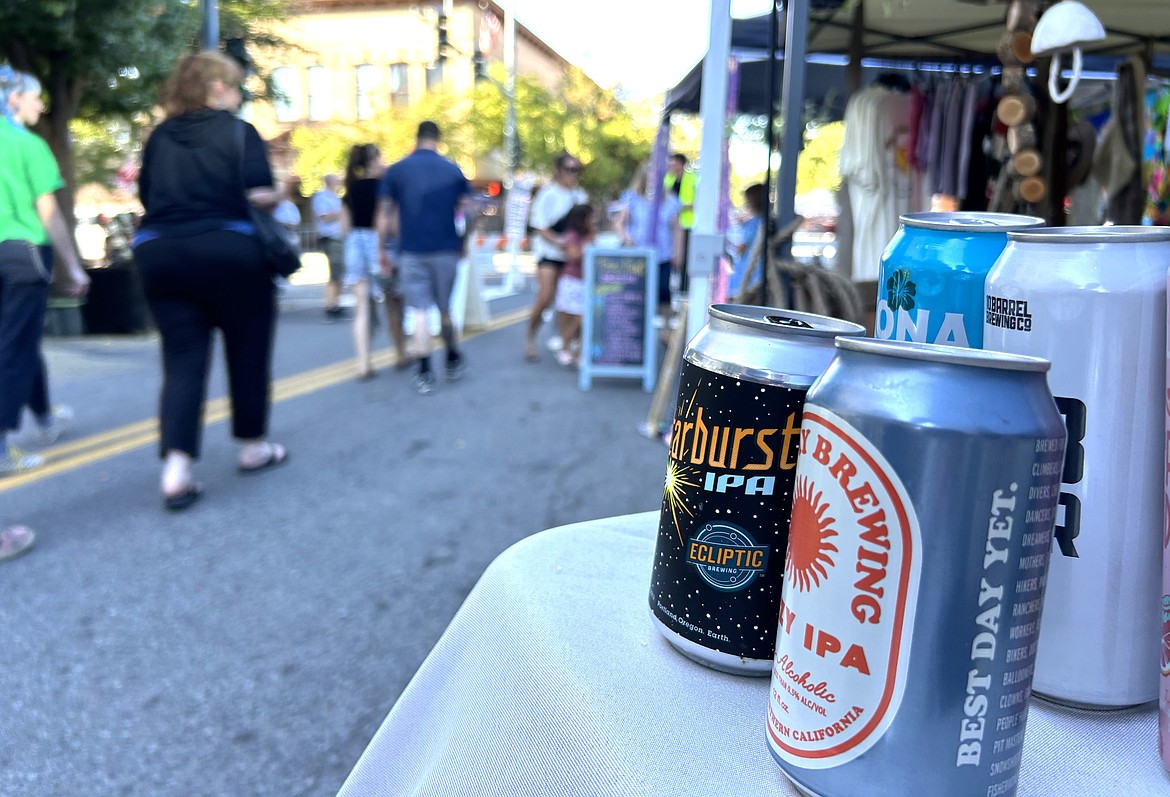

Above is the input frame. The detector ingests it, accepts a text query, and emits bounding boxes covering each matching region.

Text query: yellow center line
[0,308,529,493]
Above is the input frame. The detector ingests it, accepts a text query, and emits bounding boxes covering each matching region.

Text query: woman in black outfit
[134,51,288,511]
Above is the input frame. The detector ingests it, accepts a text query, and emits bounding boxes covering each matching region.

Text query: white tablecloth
[337,512,1167,797]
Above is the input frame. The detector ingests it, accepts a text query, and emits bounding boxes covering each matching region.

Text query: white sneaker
[0,445,45,477]
[413,372,437,395]
[37,405,73,445]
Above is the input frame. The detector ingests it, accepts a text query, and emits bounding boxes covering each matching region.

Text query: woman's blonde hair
[162,50,242,118]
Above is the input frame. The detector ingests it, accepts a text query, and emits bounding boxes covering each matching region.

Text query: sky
[510,0,774,100]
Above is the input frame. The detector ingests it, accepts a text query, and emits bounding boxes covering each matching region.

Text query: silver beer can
[983,226,1170,708]
[649,305,864,675]
[766,338,1065,797]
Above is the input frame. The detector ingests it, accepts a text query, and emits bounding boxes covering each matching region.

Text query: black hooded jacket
[138,109,273,238]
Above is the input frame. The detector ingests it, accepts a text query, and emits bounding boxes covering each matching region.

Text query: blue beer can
[766,338,1066,797]
[875,212,1042,349]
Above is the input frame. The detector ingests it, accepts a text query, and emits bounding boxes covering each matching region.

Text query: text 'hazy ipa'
[766,338,1065,797]
[875,212,1042,349]
[649,305,864,675]
[984,226,1170,708]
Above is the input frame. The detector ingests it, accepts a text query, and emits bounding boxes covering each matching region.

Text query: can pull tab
[765,315,813,329]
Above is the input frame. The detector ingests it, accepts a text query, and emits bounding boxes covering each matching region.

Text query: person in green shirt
[663,153,697,293]
[0,66,90,560]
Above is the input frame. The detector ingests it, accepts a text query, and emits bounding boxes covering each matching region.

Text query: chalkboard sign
[579,247,658,392]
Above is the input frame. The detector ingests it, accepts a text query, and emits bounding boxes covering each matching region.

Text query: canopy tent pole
[761,0,780,304]
[686,0,733,341]
[776,0,810,235]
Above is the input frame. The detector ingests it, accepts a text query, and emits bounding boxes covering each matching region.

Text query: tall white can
[983,226,1170,708]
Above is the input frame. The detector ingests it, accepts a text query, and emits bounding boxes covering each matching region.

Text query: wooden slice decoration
[1012,148,1043,177]
[1001,66,1026,93]
[1006,0,1040,32]
[1016,176,1047,203]
[996,93,1036,127]
[997,30,1035,65]
[1008,123,1037,154]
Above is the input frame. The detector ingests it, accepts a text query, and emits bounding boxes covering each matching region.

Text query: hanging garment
[841,84,912,281]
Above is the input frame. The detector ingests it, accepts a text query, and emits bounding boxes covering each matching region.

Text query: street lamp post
[502,0,522,293]
[202,0,218,51]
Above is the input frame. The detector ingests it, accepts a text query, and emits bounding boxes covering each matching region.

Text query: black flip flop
[163,484,202,512]
[238,444,289,475]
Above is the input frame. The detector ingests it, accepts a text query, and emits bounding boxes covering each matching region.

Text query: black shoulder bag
[236,120,302,278]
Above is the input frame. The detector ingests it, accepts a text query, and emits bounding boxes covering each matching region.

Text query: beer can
[1161,269,1170,772]
[649,305,865,675]
[766,338,1066,797]
[983,226,1170,708]
[875,212,1042,349]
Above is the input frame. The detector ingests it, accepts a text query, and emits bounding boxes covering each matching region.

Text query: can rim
[709,304,865,338]
[835,337,1051,372]
[1006,225,1170,243]
[899,212,1045,231]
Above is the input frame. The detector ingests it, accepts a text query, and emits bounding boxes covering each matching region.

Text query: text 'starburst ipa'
[984,226,1170,708]
[649,306,864,675]
[874,212,1042,349]
[766,338,1065,797]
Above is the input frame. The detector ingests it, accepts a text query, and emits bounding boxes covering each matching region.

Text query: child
[554,204,597,367]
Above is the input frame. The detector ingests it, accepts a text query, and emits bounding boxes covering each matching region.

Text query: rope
[731,217,866,326]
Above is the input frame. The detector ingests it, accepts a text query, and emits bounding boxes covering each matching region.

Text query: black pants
[25,245,55,420]
[135,230,276,459]
[0,240,51,433]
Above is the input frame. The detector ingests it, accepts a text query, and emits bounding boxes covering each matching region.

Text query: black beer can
[649,305,865,674]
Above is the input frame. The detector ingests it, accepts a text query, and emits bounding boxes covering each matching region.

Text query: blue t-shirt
[379,149,469,254]
[728,215,763,296]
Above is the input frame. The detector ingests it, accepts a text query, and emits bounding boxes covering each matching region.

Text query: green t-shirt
[0,121,64,245]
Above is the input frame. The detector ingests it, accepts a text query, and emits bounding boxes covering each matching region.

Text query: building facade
[251,0,575,141]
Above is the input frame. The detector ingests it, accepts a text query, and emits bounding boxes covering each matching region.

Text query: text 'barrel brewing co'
[984,226,1170,708]
[875,212,1042,349]
[649,306,864,675]
[766,338,1066,797]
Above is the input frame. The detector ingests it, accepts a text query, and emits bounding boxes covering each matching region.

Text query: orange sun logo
[786,477,838,592]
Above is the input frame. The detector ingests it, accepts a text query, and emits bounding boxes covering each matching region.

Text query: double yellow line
[0,308,528,493]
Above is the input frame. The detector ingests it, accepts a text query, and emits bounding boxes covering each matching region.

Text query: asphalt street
[0,276,672,796]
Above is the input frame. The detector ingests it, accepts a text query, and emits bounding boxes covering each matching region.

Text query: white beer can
[983,226,1170,708]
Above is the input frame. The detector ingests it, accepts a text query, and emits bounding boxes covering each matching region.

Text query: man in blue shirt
[377,121,470,395]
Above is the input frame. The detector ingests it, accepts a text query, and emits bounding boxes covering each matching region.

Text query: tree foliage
[291,64,658,203]
[0,0,293,218]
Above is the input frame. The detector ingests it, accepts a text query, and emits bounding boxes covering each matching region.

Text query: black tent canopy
[665,0,1170,117]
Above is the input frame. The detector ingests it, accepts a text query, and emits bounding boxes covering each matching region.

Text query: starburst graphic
[663,459,702,547]
[785,477,838,592]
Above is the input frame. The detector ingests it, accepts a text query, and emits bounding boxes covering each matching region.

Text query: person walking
[342,143,405,379]
[552,204,597,367]
[312,174,346,321]
[376,121,470,395]
[0,65,89,559]
[522,152,587,362]
[5,69,75,446]
[132,51,288,512]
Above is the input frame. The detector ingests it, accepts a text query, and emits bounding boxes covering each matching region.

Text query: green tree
[0,0,292,218]
[291,65,657,205]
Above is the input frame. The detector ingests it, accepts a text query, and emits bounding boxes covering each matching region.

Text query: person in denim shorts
[342,143,387,380]
[376,121,470,395]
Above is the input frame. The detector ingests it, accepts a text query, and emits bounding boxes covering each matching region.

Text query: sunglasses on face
[562,165,581,174]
